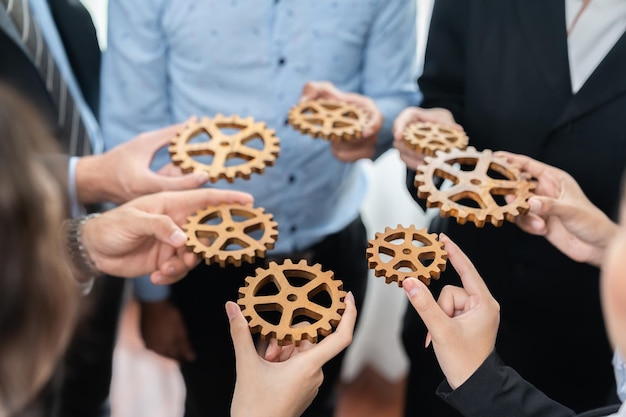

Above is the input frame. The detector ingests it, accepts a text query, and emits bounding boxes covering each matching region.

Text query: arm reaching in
[497,151,618,267]
[229,292,356,417]
[76,121,209,205]
[403,234,499,389]
[300,81,383,162]
[80,188,253,283]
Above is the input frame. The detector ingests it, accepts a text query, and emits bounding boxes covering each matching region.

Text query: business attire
[101,1,420,416]
[0,2,125,416]
[402,0,626,416]
[437,352,624,417]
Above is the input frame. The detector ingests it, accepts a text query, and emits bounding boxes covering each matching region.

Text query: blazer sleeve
[418,0,469,124]
[436,352,577,417]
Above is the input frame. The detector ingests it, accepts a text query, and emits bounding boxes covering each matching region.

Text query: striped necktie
[1,0,92,156]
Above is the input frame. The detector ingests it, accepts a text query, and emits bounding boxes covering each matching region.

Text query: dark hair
[0,84,80,415]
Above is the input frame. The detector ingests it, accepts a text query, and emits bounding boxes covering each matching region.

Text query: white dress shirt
[566,0,626,93]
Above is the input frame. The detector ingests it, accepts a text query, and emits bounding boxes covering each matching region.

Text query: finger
[264,338,280,361]
[147,170,210,191]
[437,285,471,318]
[135,213,188,248]
[494,151,551,180]
[515,210,548,236]
[300,81,338,102]
[392,108,420,139]
[306,291,357,366]
[439,234,490,296]
[403,277,452,336]
[143,122,187,150]
[226,301,258,366]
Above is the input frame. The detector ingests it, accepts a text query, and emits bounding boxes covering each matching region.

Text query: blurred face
[601,185,626,357]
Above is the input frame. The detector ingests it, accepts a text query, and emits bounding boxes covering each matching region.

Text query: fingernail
[225,302,239,319]
[528,198,541,212]
[403,279,419,297]
[195,172,210,184]
[166,265,176,275]
[152,273,163,284]
[345,291,355,304]
[170,229,188,246]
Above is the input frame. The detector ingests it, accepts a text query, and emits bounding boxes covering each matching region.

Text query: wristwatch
[64,213,103,294]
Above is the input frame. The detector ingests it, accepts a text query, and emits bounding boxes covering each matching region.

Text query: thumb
[226,301,258,366]
[138,212,188,247]
[149,171,210,191]
[403,278,450,333]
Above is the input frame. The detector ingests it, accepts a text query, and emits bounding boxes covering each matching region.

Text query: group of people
[1,0,625,417]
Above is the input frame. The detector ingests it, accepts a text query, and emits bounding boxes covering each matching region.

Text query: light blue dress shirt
[29,0,103,216]
[101,0,421,301]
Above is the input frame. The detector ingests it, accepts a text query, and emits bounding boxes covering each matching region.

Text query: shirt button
[291,225,297,233]
[288,175,296,183]
[278,57,286,66]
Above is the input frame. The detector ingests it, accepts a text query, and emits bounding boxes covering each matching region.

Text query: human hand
[497,152,618,267]
[300,81,383,162]
[392,107,462,170]
[403,234,499,390]
[76,120,209,205]
[139,300,196,362]
[229,292,357,417]
[81,188,253,283]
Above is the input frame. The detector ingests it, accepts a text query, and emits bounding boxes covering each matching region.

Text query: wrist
[75,155,107,204]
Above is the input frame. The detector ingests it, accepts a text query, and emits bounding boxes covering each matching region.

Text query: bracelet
[65,213,103,293]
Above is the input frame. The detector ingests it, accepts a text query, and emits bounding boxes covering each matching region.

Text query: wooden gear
[169,115,280,183]
[402,121,469,156]
[183,203,278,267]
[414,146,536,227]
[366,225,448,286]
[237,259,346,346]
[287,99,368,141]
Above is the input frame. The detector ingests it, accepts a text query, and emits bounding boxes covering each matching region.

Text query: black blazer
[0,0,100,144]
[437,352,622,417]
[403,0,626,414]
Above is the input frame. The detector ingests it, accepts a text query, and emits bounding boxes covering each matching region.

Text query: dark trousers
[171,216,369,417]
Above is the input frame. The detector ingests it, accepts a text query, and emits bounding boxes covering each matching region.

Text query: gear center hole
[470,178,481,185]
[287,294,298,302]
[220,141,230,147]
[402,248,412,255]
[226,226,235,232]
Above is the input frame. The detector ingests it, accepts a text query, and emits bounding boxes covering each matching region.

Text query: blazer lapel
[553,31,626,128]
[515,0,572,102]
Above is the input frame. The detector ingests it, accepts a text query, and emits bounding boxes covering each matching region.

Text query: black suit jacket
[403,0,626,414]
[437,352,622,417]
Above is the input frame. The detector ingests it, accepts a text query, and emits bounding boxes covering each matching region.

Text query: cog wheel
[169,115,280,183]
[183,203,278,267]
[414,146,536,227]
[402,121,469,156]
[237,259,346,346]
[366,225,447,286]
[287,99,368,141]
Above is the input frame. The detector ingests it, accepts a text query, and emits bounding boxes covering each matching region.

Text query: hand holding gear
[402,121,469,156]
[366,225,448,286]
[415,146,536,227]
[237,259,346,346]
[169,115,280,183]
[183,203,278,267]
[287,99,368,141]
